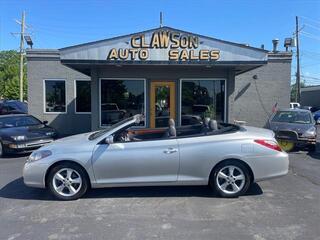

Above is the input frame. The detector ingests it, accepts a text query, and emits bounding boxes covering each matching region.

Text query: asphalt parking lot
[0,150,320,240]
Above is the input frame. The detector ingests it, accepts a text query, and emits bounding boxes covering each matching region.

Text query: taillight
[254,139,282,152]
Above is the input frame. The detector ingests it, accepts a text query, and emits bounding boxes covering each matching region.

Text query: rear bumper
[244,151,289,182]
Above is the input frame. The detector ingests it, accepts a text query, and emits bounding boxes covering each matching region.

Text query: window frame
[74,79,91,114]
[43,79,67,114]
[99,78,147,128]
[179,78,227,124]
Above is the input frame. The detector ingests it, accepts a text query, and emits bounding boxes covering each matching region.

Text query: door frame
[150,81,176,128]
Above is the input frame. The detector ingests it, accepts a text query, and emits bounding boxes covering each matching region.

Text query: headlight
[13,135,26,141]
[45,132,55,136]
[28,150,52,162]
[302,127,316,138]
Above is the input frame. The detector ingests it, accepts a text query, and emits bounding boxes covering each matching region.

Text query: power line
[304,23,320,31]
[300,16,320,25]
[301,31,320,41]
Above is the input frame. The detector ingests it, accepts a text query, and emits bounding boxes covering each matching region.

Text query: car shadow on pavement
[0,177,263,201]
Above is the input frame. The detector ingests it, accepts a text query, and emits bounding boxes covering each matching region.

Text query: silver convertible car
[23,115,289,200]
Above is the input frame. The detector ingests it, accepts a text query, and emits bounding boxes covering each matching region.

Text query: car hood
[269,122,314,134]
[0,125,56,139]
[41,132,96,154]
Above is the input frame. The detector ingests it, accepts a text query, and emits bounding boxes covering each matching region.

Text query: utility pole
[19,11,25,102]
[295,16,301,103]
[160,12,163,28]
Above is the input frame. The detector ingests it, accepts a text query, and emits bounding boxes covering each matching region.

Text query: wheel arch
[44,160,91,188]
[208,158,255,184]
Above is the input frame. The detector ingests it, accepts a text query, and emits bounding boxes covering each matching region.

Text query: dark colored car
[313,110,320,124]
[0,114,58,157]
[267,108,316,152]
[0,100,28,115]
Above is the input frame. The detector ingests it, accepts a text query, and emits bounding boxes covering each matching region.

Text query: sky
[0,0,320,85]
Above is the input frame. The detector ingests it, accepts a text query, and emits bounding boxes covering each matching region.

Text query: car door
[91,138,179,185]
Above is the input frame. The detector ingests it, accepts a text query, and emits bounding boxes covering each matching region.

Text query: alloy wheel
[52,168,82,197]
[216,165,245,195]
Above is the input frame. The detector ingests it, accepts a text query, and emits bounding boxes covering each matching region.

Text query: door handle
[163,148,178,154]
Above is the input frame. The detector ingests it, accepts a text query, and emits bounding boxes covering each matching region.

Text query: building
[26,26,292,136]
[301,86,320,107]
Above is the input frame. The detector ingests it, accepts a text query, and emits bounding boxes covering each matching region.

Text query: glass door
[150,81,176,128]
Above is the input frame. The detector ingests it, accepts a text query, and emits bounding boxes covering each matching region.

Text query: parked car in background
[0,100,28,115]
[267,108,316,152]
[290,102,300,109]
[300,106,312,111]
[313,110,320,124]
[0,114,58,157]
[23,114,288,200]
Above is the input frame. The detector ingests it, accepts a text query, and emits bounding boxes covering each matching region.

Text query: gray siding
[27,51,291,135]
[27,58,91,136]
[232,57,291,127]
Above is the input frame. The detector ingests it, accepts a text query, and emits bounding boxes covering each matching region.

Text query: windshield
[7,101,28,112]
[272,111,312,124]
[0,116,42,128]
[88,116,134,140]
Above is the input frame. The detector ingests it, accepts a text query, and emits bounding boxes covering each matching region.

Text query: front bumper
[4,139,54,154]
[23,160,49,188]
[275,130,316,146]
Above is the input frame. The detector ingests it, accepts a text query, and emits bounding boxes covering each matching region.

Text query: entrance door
[150,81,176,128]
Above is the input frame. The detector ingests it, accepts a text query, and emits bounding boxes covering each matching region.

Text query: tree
[0,50,27,100]
[290,81,305,102]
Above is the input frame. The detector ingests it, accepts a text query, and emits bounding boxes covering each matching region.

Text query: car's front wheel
[47,163,89,200]
[210,160,251,198]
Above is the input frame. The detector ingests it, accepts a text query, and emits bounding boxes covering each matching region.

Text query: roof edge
[59,26,269,53]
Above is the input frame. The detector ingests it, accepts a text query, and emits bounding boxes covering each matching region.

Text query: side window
[44,80,66,113]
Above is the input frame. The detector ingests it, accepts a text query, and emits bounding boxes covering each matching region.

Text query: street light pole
[295,16,301,103]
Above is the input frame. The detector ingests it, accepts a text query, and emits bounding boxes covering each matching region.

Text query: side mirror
[104,135,114,144]
[43,120,48,125]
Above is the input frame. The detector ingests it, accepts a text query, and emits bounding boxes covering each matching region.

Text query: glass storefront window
[75,80,91,113]
[181,79,225,125]
[44,80,66,113]
[100,79,145,126]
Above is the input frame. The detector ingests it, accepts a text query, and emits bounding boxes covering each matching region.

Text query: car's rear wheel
[47,163,88,200]
[210,160,251,198]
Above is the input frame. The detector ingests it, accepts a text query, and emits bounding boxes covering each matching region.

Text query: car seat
[209,120,218,131]
[166,118,176,138]
[201,117,211,134]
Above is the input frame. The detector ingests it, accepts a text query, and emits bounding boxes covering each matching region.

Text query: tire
[210,160,251,198]
[0,141,4,158]
[308,144,316,152]
[47,162,89,200]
